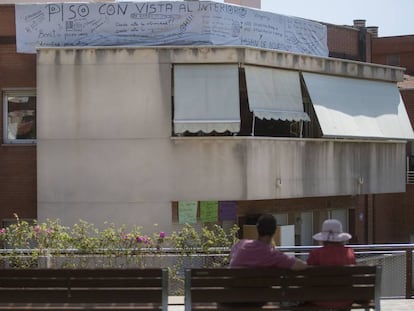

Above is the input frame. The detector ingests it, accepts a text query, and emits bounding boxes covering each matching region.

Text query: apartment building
[1,1,413,244]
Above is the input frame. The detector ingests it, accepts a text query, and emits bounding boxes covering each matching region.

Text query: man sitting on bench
[229,214,307,270]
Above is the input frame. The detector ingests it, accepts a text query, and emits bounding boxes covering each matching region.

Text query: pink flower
[45,227,54,234]
[33,225,41,235]
[136,236,143,243]
[0,228,6,234]
[159,231,166,239]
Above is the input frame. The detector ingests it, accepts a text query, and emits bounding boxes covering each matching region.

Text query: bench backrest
[0,268,168,311]
[185,265,381,310]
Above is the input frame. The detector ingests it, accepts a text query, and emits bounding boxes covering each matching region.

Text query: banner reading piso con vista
[15,1,328,56]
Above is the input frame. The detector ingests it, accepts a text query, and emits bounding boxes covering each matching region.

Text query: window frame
[2,88,37,145]
[386,54,400,66]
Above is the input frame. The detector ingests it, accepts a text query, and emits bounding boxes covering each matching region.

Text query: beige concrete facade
[36,46,408,231]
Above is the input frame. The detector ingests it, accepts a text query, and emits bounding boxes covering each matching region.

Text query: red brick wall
[401,90,414,129]
[352,191,414,244]
[0,5,37,223]
[370,36,414,243]
[327,24,372,62]
[372,36,414,75]
[373,187,414,243]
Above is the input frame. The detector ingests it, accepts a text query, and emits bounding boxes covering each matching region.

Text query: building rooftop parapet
[38,45,405,83]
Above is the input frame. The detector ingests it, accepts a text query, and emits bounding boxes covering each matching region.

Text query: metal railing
[406,156,414,184]
[407,170,414,184]
[1,244,413,298]
[278,244,414,299]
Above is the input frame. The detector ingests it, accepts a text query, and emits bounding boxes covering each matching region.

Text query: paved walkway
[379,299,414,311]
[168,297,414,310]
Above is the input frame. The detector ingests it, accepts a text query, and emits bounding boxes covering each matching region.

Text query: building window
[386,54,400,66]
[172,64,311,138]
[2,89,36,144]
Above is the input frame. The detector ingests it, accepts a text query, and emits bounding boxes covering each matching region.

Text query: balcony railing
[407,170,414,184]
[406,156,414,184]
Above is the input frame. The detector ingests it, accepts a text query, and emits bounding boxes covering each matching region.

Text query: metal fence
[407,170,414,184]
[278,244,414,299]
[1,244,413,297]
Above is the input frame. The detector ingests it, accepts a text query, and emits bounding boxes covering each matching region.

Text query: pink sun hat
[312,219,352,242]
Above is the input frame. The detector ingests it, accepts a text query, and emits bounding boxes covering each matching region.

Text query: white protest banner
[15,1,328,56]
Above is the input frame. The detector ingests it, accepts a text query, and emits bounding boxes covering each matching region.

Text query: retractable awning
[244,65,310,122]
[302,72,414,140]
[173,64,240,134]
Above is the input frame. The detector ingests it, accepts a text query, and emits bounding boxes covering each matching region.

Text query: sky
[217,0,414,37]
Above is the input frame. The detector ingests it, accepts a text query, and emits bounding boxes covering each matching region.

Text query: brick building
[373,35,414,75]
[371,35,414,242]
[0,4,36,224]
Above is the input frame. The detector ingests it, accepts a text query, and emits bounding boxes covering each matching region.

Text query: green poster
[200,201,218,223]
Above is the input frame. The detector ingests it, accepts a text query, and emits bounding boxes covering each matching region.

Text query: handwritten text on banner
[15,1,328,56]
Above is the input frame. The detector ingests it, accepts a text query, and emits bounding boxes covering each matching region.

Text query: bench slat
[0,278,68,287]
[284,274,376,286]
[0,290,71,303]
[68,289,163,303]
[0,269,70,277]
[283,286,375,301]
[191,268,285,278]
[190,277,283,287]
[69,278,163,287]
[68,269,163,277]
[191,288,285,303]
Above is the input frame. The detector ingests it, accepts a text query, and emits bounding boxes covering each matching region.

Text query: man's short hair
[256,214,277,236]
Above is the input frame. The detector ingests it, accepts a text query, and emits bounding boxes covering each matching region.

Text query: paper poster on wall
[14,1,328,56]
[200,201,218,223]
[219,201,237,221]
[178,201,198,224]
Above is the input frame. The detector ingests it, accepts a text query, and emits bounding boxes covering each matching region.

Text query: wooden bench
[0,268,168,310]
[185,265,382,310]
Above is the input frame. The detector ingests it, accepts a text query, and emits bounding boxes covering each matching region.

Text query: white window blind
[303,72,414,140]
[173,64,240,134]
[244,65,310,122]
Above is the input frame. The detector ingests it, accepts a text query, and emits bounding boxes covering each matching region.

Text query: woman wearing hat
[307,219,355,266]
[307,219,356,310]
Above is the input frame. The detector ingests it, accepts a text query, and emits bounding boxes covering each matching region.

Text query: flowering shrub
[0,214,239,293]
[0,214,239,269]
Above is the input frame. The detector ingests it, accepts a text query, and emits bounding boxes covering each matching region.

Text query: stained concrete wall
[36,47,408,231]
